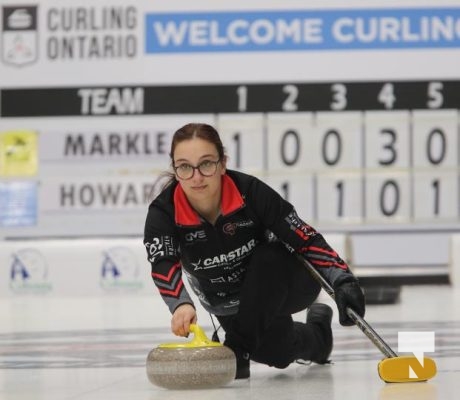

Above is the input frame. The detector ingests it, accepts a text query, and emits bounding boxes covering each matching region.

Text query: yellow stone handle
[158,324,223,348]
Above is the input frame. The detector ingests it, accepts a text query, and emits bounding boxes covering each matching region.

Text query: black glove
[334,280,365,326]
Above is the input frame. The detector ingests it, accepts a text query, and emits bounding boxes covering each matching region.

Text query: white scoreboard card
[266,112,313,173]
[364,111,411,170]
[218,113,265,174]
[413,171,458,222]
[264,172,314,221]
[365,171,411,223]
[313,111,362,171]
[316,172,363,225]
[412,110,458,169]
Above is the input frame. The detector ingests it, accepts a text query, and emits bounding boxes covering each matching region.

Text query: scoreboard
[2,79,459,228]
[1,1,460,281]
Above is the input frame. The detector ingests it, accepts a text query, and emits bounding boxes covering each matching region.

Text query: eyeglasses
[173,159,221,180]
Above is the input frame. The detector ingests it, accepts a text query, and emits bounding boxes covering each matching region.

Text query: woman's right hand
[171,303,197,337]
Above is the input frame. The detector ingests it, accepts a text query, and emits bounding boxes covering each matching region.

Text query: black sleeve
[143,205,194,313]
[248,177,356,286]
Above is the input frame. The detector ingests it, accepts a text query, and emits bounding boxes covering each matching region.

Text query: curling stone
[146,324,236,390]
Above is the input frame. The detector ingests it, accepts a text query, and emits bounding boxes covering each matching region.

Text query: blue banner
[145,8,460,53]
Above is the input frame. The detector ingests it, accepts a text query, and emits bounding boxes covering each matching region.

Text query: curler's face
[173,137,226,203]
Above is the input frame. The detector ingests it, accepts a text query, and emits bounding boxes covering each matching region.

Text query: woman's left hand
[334,280,366,326]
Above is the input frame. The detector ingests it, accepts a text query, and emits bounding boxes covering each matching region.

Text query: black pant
[217,242,321,368]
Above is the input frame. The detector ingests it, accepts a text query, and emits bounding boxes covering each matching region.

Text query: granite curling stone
[146,324,236,390]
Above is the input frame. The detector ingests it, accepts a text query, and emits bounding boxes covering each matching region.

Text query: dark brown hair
[169,123,225,162]
[158,123,226,191]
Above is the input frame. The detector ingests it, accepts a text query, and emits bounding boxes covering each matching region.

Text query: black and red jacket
[144,170,355,316]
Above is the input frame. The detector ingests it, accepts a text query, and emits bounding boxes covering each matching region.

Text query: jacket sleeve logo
[145,236,176,262]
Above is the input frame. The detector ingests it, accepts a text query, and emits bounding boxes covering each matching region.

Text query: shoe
[306,303,333,364]
[235,351,250,379]
[224,342,250,379]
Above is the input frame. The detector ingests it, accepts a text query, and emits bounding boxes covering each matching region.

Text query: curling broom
[298,255,437,383]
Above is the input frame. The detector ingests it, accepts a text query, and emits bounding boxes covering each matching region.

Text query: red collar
[174,174,245,226]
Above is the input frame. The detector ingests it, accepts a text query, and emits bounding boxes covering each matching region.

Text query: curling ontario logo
[100,246,143,291]
[9,248,53,293]
[1,5,38,66]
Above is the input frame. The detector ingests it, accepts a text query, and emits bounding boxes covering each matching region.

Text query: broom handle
[299,255,398,358]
